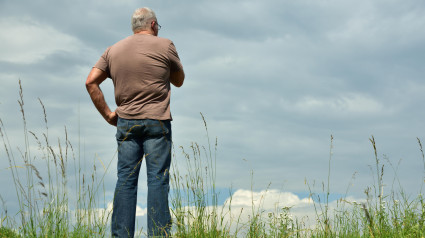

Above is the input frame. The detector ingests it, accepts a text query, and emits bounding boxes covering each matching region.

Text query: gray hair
[131,7,157,33]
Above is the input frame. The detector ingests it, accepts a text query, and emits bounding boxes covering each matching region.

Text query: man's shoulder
[112,35,135,46]
[156,36,173,43]
[149,36,173,47]
[142,36,175,52]
[107,36,175,57]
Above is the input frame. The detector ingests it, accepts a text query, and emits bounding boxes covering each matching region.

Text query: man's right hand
[106,111,118,127]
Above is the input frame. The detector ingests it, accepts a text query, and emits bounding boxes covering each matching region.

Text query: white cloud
[229,189,312,209]
[136,204,147,217]
[0,17,83,63]
[224,189,315,227]
[171,188,365,234]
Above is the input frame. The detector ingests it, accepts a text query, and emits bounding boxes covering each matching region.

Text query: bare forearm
[86,84,112,119]
[85,68,117,126]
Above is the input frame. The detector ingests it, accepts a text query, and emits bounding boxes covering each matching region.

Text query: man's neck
[134,30,155,36]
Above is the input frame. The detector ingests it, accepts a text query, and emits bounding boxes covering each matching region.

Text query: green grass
[0,226,21,238]
[1,81,110,237]
[1,81,425,237]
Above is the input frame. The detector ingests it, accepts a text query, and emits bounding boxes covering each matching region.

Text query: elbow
[85,68,107,92]
[177,71,185,87]
[170,70,185,87]
[85,79,92,91]
[85,78,97,93]
[175,80,184,88]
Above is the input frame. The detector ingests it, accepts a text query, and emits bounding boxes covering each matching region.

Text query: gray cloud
[1,0,425,234]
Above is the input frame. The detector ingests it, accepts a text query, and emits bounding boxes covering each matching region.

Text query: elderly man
[85,7,184,237]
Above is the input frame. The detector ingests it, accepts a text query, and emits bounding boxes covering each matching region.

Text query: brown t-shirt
[94,34,183,120]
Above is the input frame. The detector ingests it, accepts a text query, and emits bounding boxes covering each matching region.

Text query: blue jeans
[111,118,172,237]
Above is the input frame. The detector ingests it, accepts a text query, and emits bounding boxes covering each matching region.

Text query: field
[1,82,425,237]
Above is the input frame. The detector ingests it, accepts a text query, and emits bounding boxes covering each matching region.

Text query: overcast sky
[1,0,425,234]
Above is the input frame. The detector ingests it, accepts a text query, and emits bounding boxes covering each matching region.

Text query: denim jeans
[111,117,172,237]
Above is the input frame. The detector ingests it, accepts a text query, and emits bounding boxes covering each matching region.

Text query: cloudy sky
[1,0,425,234]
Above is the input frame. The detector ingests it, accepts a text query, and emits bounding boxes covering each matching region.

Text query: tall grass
[0,81,111,237]
[1,82,425,237]
[170,113,233,237]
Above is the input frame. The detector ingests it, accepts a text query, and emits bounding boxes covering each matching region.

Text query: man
[85,7,185,237]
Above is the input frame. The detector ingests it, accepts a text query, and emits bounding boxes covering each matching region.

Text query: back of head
[131,7,156,33]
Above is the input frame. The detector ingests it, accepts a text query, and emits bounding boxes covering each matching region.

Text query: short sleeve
[94,47,111,77]
[168,42,183,73]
